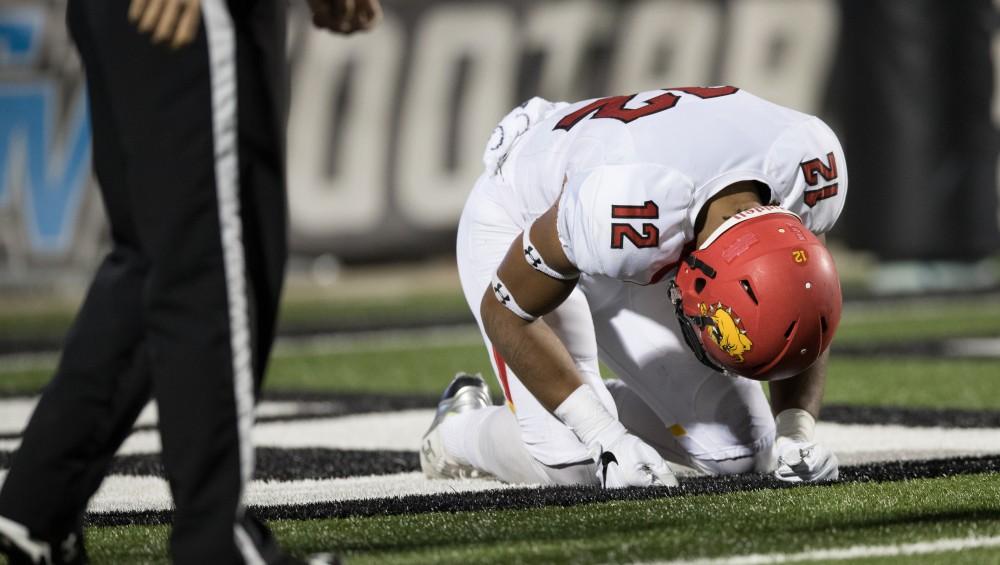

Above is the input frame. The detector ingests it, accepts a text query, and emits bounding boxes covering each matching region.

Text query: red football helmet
[669,206,842,381]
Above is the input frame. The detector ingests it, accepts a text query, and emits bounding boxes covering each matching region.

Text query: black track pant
[0,0,288,562]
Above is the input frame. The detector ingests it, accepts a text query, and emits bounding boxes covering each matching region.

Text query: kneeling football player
[421,88,844,488]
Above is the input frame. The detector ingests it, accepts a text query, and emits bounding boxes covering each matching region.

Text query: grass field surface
[77,474,1000,564]
[1,291,998,564]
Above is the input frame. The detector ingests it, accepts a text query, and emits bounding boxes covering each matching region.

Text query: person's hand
[770,408,838,483]
[306,0,382,34]
[128,0,202,48]
[553,385,677,489]
[773,436,839,482]
[596,432,679,488]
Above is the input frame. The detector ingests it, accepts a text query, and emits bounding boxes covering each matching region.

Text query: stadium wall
[0,0,996,286]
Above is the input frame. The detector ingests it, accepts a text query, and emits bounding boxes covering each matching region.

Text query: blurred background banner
[1,0,998,289]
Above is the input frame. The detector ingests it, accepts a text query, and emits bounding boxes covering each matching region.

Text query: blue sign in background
[1,5,93,259]
[0,84,91,254]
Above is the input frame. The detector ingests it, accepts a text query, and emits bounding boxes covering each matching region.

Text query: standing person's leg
[64,1,284,561]
[225,0,290,545]
[0,0,154,555]
[231,0,288,393]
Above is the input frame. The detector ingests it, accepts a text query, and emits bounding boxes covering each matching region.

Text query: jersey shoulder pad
[557,164,692,284]
[766,117,847,234]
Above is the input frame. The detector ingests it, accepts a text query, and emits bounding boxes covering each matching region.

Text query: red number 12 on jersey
[611,201,659,249]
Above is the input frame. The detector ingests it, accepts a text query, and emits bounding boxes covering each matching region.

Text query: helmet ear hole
[694,277,707,293]
[820,316,828,333]
[740,279,759,305]
[783,321,797,339]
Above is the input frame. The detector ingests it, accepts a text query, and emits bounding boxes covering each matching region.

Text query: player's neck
[695,181,764,248]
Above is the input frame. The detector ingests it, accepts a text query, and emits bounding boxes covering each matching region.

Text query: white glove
[772,409,839,483]
[555,385,678,489]
[596,432,678,488]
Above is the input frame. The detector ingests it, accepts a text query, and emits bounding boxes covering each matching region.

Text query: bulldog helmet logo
[699,302,753,363]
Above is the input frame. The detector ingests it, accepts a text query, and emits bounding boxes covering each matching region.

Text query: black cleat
[0,516,86,565]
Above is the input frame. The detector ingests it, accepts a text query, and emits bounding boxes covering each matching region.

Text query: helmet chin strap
[683,254,717,278]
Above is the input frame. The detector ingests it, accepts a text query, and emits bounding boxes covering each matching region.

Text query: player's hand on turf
[773,436,839,482]
[307,0,382,34]
[770,408,839,483]
[555,385,678,489]
[129,0,202,48]
[597,432,679,489]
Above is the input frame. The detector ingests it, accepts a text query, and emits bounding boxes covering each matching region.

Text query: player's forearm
[768,348,828,418]
[481,291,584,411]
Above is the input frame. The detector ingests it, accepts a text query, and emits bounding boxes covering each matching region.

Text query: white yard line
[0,398,344,435]
[0,397,43,435]
[944,337,1000,358]
[816,423,1000,462]
[0,470,521,514]
[94,409,434,454]
[251,409,430,450]
[0,398,158,436]
[0,409,434,454]
[643,534,1000,564]
[5,403,999,461]
[2,407,1000,462]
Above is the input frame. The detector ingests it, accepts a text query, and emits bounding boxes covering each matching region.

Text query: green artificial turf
[277,293,470,330]
[74,473,1000,565]
[265,334,495,396]
[2,289,999,346]
[835,299,1000,345]
[0,291,471,344]
[2,294,998,565]
[823,357,1000,410]
[264,345,1000,410]
[0,300,78,341]
[4,331,1000,410]
[0,366,52,395]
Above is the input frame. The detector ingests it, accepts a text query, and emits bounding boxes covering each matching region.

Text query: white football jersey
[493,87,847,285]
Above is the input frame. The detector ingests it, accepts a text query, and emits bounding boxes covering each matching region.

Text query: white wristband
[775,408,816,442]
[523,230,578,281]
[491,273,537,322]
[554,385,626,451]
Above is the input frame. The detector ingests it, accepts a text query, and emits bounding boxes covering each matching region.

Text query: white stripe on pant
[201,1,263,563]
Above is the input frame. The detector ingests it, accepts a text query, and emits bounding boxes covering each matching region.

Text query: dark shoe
[0,516,86,565]
[238,513,343,565]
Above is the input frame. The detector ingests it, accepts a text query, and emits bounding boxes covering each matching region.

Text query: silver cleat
[420,373,494,480]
